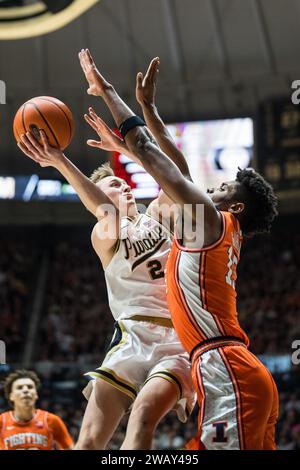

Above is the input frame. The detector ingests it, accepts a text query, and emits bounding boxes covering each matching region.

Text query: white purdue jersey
[104,212,172,321]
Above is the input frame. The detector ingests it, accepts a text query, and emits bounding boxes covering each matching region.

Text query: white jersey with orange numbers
[104,213,172,321]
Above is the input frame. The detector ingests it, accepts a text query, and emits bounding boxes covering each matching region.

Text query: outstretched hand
[79,48,112,98]
[136,57,160,107]
[84,107,127,153]
[17,131,65,168]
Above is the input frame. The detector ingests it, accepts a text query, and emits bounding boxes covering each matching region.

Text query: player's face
[206,180,239,209]
[97,176,136,210]
[10,378,38,409]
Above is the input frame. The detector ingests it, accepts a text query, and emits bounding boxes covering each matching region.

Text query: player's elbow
[128,131,152,162]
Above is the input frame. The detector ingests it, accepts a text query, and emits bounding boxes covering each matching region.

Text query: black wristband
[119,116,146,140]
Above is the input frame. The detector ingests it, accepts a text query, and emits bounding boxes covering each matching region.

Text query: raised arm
[79,48,133,127]
[18,131,120,265]
[78,49,221,244]
[136,57,191,181]
[18,131,116,219]
[84,105,157,168]
[79,50,190,179]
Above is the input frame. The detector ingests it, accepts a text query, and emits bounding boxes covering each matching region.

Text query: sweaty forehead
[12,378,35,389]
[98,176,125,188]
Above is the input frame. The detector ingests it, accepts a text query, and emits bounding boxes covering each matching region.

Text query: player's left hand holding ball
[18,131,66,169]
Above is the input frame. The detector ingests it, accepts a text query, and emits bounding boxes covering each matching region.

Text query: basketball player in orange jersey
[78,49,279,450]
[16,57,195,448]
[0,370,73,450]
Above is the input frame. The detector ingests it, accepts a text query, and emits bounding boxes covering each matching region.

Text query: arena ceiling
[1,0,300,176]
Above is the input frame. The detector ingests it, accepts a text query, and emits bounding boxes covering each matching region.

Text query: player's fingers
[85,48,95,67]
[84,112,97,128]
[81,50,91,75]
[136,72,143,89]
[152,58,160,82]
[88,106,100,120]
[87,139,102,148]
[26,131,43,152]
[88,108,108,130]
[17,141,34,158]
[18,141,42,164]
[84,113,98,132]
[150,58,160,83]
[21,134,40,156]
[147,57,160,82]
[78,49,87,73]
[39,130,51,150]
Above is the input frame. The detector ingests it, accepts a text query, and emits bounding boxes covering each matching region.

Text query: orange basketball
[13,96,75,150]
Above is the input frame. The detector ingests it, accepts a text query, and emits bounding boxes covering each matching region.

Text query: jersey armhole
[145,210,174,237]
[174,211,226,252]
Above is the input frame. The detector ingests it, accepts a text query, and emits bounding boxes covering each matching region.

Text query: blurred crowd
[0,221,299,449]
[238,230,300,354]
[274,366,300,450]
[37,242,112,364]
[0,239,38,362]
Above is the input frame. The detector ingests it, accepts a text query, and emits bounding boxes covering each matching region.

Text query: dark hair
[235,168,278,236]
[3,369,40,402]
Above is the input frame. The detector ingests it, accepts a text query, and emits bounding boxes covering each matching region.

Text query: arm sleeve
[50,414,73,450]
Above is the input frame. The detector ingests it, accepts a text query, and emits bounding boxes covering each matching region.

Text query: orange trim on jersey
[199,252,207,309]
[174,211,226,253]
[198,251,227,336]
[209,307,227,336]
[211,314,226,336]
[219,348,245,450]
[174,250,209,340]
[195,359,206,434]
[191,337,247,364]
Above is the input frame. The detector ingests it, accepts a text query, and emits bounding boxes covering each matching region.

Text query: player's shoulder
[44,411,64,429]
[220,210,237,229]
[44,410,60,421]
[119,214,145,236]
[221,210,242,234]
[0,411,13,432]
[0,410,10,421]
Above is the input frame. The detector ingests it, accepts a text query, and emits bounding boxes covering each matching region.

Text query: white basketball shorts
[83,317,196,422]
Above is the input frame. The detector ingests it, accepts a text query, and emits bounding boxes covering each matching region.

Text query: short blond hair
[90,162,115,183]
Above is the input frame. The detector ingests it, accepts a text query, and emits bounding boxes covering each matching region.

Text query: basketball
[13,96,75,150]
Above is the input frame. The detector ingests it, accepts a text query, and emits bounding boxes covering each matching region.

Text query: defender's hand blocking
[84,107,128,154]
[136,57,160,107]
[18,130,65,168]
[79,48,112,97]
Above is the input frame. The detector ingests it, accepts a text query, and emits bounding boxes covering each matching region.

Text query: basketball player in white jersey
[17,57,195,449]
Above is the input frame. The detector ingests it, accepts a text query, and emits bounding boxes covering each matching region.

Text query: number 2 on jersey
[147,260,164,280]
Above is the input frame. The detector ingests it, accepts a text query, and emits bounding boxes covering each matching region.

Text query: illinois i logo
[212,421,228,443]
